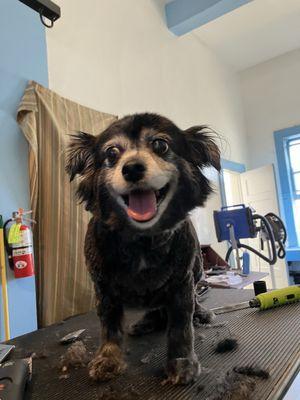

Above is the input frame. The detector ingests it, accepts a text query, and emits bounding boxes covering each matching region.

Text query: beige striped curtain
[17,81,117,327]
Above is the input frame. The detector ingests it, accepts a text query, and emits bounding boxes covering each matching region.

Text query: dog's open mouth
[121,184,169,222]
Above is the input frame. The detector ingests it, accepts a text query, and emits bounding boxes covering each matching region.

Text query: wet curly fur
[66,113,220,384]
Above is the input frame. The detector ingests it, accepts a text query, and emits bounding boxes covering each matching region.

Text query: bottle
[242,251,250,275]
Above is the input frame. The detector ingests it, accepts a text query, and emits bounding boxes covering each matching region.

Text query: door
[190,167,228,257]
[240,164,289,288]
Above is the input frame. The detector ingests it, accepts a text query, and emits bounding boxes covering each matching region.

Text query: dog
[66,113,220,385]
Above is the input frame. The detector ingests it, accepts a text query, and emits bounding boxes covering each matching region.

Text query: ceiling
[161,0,300,71]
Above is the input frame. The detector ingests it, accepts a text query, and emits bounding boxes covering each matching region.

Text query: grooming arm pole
[228,224,241,271]
[266,238,276,289]
[0,216,10,340]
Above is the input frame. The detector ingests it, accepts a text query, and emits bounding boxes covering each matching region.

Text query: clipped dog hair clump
[233,365,270,380]
[59,341,90,371]
[207,366,270,400]
[207,371,255,400]
[215,338,238,353]
[26,350,49,360]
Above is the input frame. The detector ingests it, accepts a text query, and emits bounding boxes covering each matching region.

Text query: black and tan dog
[66,113,220,385]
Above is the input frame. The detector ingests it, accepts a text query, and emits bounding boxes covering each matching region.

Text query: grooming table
[7,289,300,400]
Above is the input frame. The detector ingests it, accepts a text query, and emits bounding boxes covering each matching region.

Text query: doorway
[219,160,289,288]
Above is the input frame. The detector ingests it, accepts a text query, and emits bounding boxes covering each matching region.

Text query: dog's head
[66,113,220,233]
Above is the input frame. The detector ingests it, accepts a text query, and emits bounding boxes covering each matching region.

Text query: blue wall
[0,0,48,340]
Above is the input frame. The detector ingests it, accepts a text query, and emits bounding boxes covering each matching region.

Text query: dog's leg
[89,296,126,381]
[128,308,167,336]
[193,253,215,325]
[193,301,216,325]
[165,275,200,385]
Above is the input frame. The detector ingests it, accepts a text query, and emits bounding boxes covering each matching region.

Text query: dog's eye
[106,146,120,164]
[152,139,169,155]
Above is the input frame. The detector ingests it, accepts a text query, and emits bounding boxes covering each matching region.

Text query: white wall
[240,48,300,169]
[240,49,300,274]
[46,0,248,248]
[46,0,247,164]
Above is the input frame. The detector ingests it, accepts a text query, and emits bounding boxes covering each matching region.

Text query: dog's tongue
[127,190,157,222]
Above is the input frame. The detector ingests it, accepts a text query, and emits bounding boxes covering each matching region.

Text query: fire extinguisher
[4,209,35,279]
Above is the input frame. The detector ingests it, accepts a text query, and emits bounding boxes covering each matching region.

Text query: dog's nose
[122,161,146,182]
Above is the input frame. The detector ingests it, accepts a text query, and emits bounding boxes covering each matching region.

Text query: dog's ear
[66,132,96,181]
[184,126,221,171]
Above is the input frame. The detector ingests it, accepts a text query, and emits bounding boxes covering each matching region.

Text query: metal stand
[228,224,242,272]
[266,238,276,289]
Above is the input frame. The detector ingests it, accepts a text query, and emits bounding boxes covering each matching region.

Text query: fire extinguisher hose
[0,215,11,340]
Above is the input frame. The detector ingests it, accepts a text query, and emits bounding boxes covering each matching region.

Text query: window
[288,138,300,245]
[288,138,300,198]
[274,127,300,248]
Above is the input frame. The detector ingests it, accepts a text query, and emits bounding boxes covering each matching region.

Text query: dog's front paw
[88,344,126,381]
[88,354,126,381]
[164,357,201,385]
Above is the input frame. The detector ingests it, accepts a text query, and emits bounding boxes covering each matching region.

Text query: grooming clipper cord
[249,285,300,310]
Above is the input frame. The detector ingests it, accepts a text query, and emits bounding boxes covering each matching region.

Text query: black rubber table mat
[7,289,300,400]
